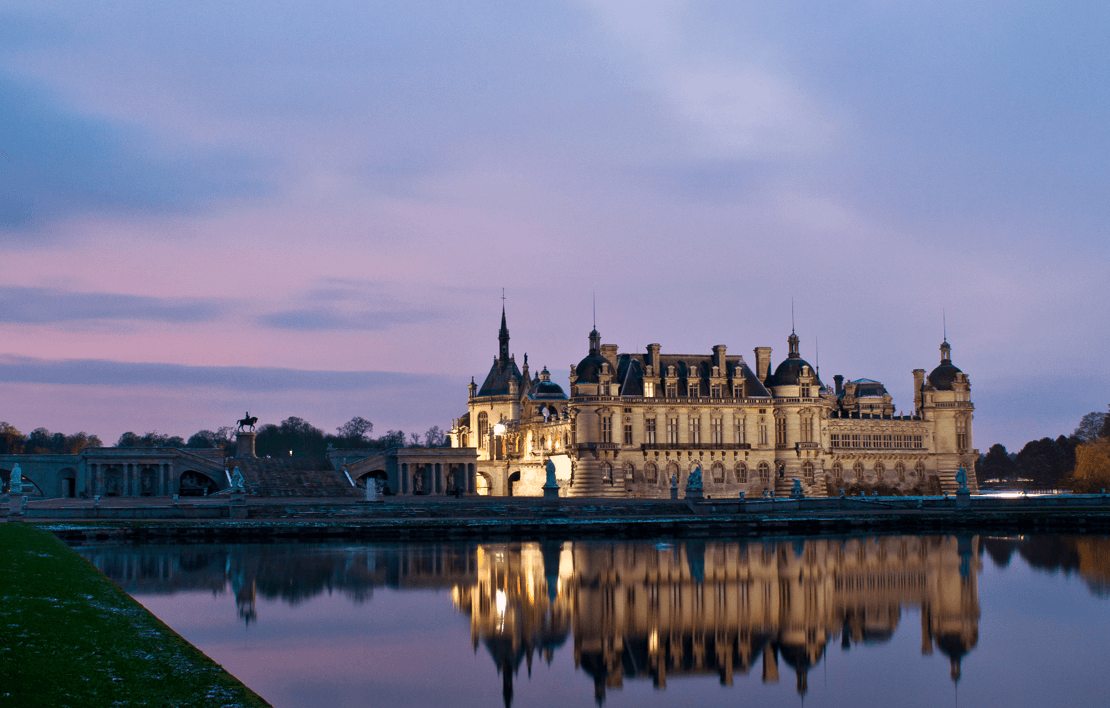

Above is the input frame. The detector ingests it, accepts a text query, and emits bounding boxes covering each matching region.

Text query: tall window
[831,433,841,448]
[601,415,612,443]
[645,418,657,444]
[758,461,770,481]
[833,462,842,481]
[645,462,658,483]
[666,383,678,398]
[711,462,725,483]
[775,417,787,446]
[602,462,613,484]
[623,423,633,445]
[710,384,723,398]
[689,417,701,444]
[644,381,655,398]
[853,461,864,479]
[667,417,679,445]
[915,461,925,477]
[759,421,768,446]
[478,412,488,449]
[802,461,814,481]
[956,418,968,451]
[736,418,746,445]
[623,462,635,482]
[875,461,885,481]
[736,462,748,482]
[896,461,905,481]
[711,418,723,445]
[913,435,923,449]
[801,416,813,443]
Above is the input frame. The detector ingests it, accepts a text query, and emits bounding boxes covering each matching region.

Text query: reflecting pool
[77,535,1110,708]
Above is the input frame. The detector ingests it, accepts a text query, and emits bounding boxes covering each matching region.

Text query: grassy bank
[0,523,269,707]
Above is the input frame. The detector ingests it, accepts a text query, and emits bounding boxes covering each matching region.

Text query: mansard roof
[613,352,770,397]
[843,378,889,398]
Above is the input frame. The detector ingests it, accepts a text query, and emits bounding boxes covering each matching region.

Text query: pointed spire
[788,331,800,359]
[498,298,510,364]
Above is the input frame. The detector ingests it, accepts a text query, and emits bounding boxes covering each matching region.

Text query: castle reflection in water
[80,535,1110,705]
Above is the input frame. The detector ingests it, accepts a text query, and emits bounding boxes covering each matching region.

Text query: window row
[830,460,926,481]
[831,433,923,449]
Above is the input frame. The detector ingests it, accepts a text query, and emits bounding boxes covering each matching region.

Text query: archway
[1,468,44,496]
[59,467,78,498]
[104,465,124,497]
[179,470,219,497]
[476,472,492,496]
[507,470,521,497]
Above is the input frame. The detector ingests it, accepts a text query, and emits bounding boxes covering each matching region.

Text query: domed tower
[567,326,623,498]
[766,331,831,497]
[918,339,977,493]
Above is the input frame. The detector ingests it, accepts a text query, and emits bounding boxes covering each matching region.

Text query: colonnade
[87,462,178,497]
[397,462,477,496]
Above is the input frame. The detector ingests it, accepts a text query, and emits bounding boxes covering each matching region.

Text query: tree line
[0,422,103,455]
[0,416,448,460]
[977,407,1110,491]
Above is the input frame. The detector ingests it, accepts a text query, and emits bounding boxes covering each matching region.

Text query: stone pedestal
[8,493,23,521]
[956,488,971,508]
[229,489,247,518]
[685,487,704,501]
[236,431,257,458]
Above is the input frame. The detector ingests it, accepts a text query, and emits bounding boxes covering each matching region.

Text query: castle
[450,307,977,498]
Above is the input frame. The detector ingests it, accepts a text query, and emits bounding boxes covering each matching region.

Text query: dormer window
[644,381,655,398]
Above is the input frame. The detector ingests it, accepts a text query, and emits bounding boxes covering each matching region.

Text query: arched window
[896,461,905,481]
[915,461,925,478]
[833,462,843,481]
[853,461,864,479]
[736,462,748,483]
[758,461,770,482]
[875,461,885,481]
[711,461,725,483]
[645,462,658,483]
[802,461,814,481]
[623,462,635,483]
[602,462,613,484]
[477,412,489,448]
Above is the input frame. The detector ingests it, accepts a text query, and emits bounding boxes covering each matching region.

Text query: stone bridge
[0,447,229,498]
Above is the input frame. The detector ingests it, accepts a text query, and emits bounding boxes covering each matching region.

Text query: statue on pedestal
[230,466,245,492]
[542,459,560,500]
[790,478,804,499]
[9,463,22,495]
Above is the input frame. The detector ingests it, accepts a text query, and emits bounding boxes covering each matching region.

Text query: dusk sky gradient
[2,1,1108,450]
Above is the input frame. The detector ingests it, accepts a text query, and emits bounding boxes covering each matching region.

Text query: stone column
[468,464,476,493]
[435,463,443,494]
[401,463,409,494]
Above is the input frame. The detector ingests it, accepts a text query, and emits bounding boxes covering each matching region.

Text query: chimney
[712,345,727,371]
[647,343,661,368]
[912,369,926,414]
[754,347,772,383]
[600,344,619,374]
[834,375,844,396]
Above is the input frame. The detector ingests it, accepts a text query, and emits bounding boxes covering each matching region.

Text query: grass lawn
[0,523,270,707]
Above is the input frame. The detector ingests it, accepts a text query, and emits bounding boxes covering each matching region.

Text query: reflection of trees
[982,535,1110,598]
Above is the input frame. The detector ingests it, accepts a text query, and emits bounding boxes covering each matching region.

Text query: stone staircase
[229,458,361,498]
[567,466,625,498]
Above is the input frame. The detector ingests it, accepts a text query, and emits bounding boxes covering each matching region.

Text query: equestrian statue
[236,412,258,432]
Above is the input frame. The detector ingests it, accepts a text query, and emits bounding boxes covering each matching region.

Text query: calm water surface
[77,535,1110,708]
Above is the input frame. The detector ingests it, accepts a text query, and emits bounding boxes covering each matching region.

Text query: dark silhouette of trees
[0,423,102,454]
[332,416,374,449]
[186,427,234,450]
[1015,435,1078,489]
[1074,410,1109,442]
[423,426,448,447]
[117,431,186,448]
[256,417,328,458]
[979,444,1017,481]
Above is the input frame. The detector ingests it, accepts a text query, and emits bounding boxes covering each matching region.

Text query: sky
[1,1,1108,451]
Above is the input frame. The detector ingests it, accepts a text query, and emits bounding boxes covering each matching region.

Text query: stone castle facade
[451,308,977,498]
